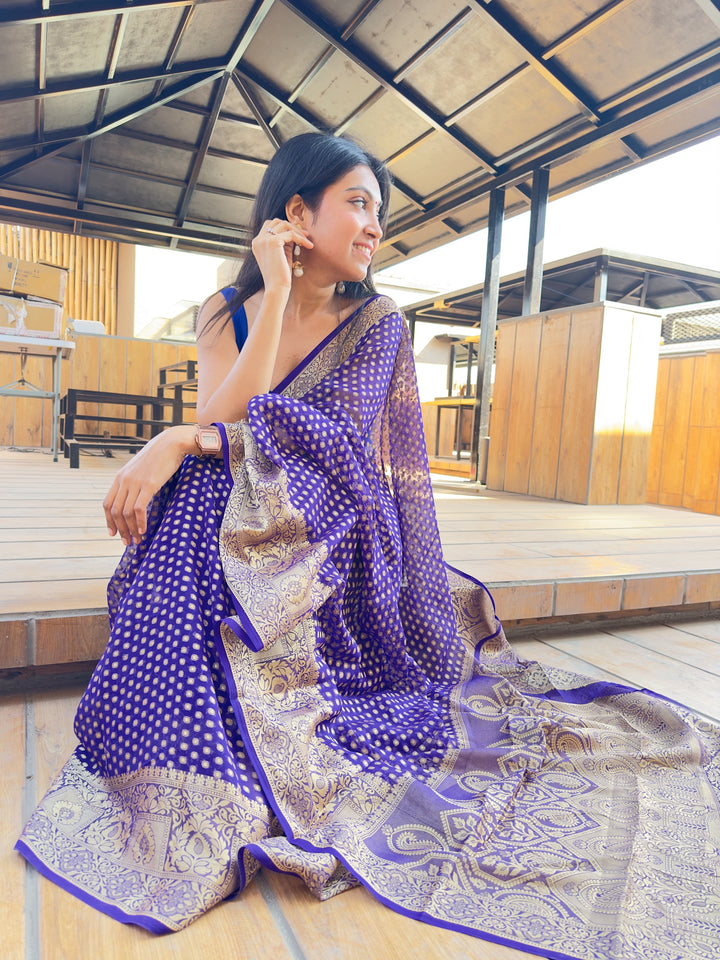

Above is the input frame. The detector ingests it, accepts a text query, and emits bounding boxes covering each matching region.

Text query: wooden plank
[13,355,47,448]
[587,307,632,504]
[546,630,720,720]
[556,306,602,503]
[98,336,129,436]
[657,355,694,508]
[0,695,26,960]
[68,335,102,437]
[0,350,15,445]
[0,556,120,584]
[528,311,570,499]
[617,311,661,504]
[486,321,516,490]
[0,619,27,669]
[694,352,720,515]
[601,621,720,677]
[504,316,541,494]
[0,579,111,616]
[646,355,669,504]
[682,354,705,510]
[265,869,535,960]
[125,338,154,395]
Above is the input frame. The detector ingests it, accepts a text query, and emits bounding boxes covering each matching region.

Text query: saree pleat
[17,295,720,959]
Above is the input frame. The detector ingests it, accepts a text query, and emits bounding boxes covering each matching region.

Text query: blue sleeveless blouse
[220,286,247,352]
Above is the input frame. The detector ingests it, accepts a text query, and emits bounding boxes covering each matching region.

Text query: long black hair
[202,133,392,334]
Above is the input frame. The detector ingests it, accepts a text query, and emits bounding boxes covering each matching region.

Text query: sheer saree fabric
[17,295,720,959]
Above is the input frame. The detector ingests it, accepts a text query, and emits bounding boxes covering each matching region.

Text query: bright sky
[134,134,720,330]
[377,134,720,306]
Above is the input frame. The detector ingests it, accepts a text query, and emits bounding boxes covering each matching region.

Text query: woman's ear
[285,193,307,225]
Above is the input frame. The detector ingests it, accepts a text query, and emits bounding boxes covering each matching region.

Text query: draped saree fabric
[17,295,720,958]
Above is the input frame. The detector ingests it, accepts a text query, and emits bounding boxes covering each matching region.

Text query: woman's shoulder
[357,292,403,319]
[196,288,247,345]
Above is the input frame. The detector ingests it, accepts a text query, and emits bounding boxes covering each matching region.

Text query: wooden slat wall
[647,346,720,515]
[0,334,197,448]
[0,224,118,334]
[487,303,662,504]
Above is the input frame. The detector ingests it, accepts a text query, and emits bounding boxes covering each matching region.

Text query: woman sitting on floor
[17,132,720,960]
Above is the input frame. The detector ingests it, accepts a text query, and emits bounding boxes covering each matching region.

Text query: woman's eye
[351,198,367,208]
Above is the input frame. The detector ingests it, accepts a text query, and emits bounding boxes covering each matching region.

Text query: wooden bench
[157,359,197,418]
[59,388,182,468]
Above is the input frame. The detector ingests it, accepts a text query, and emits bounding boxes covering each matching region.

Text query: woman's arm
[103,218,311,544]
[103,424,197,545]
[195,286,287,423]
[195,218,311,423]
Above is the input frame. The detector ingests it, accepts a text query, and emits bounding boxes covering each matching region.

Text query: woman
[17,134,720,959]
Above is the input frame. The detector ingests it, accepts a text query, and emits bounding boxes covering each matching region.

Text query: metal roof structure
[404,249,720,328]
[1,0,720,269]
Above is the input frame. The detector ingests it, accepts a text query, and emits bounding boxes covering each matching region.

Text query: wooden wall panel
[587,309,632,503]
[647,347,720,516]
[1,333,198,449]
[645,356,669,504]
[556,308,602,503]
[617,312,662,504]
[504,317,541,494]
[694,352,720,514]
[528,312,570,499]
[0,354,15,446]
[486,323,516,490]
[682,355,705,510]
[657,356,694,508]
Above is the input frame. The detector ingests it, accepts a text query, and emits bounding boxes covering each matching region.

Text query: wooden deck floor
[4,616,720,960]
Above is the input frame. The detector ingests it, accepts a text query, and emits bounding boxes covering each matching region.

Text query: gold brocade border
[19,752,271,931]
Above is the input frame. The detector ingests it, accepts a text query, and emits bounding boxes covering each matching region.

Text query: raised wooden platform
[1,449,720,682]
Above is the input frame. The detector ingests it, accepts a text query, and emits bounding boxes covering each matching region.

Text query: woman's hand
[251,218,313,292]
[103,424,197,546]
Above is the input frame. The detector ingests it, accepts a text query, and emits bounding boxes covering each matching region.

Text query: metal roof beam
[393,10,474,84]
[469,0,601,124]
[235,64,428,212]
[0,0,227,26]
[231,72,281,149]
[0,62,225,106]
[340,0,383,40]
[600,44,720,112]
[0,71,222,182]
[385,65,720,244]
[175,73,231,226]
[542,0,638,60]
[279,0,498,172]
[0,190,244,247]
[169,2,279,227]
[693,0,720,31]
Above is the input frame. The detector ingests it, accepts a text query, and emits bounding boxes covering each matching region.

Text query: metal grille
[661,304,720,343]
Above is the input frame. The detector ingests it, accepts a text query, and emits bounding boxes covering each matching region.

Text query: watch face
[198,428,221,451]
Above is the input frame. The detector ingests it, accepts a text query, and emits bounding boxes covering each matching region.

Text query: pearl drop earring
[292,243,303,278]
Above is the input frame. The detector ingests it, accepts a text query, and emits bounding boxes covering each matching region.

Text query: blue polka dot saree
[17,295,720,958]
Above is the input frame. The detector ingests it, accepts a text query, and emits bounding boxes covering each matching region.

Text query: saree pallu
[17,295,720,959]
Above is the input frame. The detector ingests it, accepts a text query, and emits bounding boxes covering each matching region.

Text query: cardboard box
[0,294,64,339]
[0,256,67,305]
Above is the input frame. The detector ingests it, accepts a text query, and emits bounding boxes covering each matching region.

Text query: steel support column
[471,186,505,483]
[522,166,549,316]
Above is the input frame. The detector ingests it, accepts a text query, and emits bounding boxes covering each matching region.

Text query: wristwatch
[194,424,223,457]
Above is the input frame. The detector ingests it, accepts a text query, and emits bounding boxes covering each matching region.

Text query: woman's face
[303,164,384,284]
